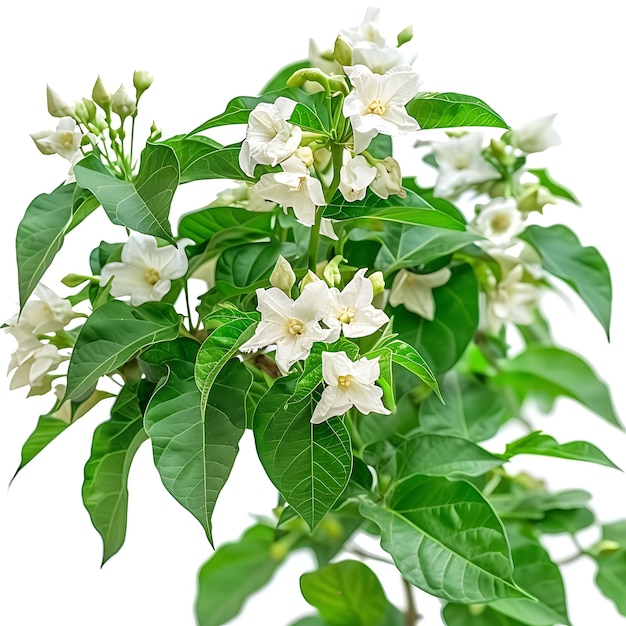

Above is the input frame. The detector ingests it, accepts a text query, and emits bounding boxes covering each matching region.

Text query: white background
[1,1,625,625]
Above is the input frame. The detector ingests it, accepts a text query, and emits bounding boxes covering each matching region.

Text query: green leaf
[214,242,289,292]
[16,183,73,308]
[533,507,595,535]
[254,380,352,531]
[493,346,621,428]
[420,371,509,442]
[360,476,525,604]
[74,143,179,243]
[407,92,508,130]
[65,300,181,402]
[527,168,580,205]
[194,315,258,413]
[324,190,465,230]
[145,358,252,544]
[489,526,570,626]
[300,560,388,626]
[396,434,504,479]
[13,388,113,476]
[392,264,479,374]
[288,618,331,626]
[161,134,222,184]
[171,144,251,183]
[503,431,620,469]
[594,520,626,616]
[82,381,148,563]
[491,488,592,522]
[520,224,612,338]
[371,338,440,398]
[195,524,285,626]
[372,222,479,274]
[189,94,282,134]
[443,604,526,626]
[261,60,309,93]
[178,206,273,245]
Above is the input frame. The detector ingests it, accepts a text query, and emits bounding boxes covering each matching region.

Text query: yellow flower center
[338,374,353,388]
[338,306,355,324]
[367,99,386,116]
[491,213,512,233]
[285,318,305,335]
[144,268,161,285]
[59,131,74,148]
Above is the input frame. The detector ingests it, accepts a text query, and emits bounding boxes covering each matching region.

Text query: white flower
[17,284,74,334]
[100,233,189,306]
[352,41,417,74]
[509,114,561,154]
[311,351,390,424]
[483,264,539,335]
[254,155,325,227]
[389,267,452,320]
[8,342,62,392]
[370,156,406,199]
[269,255,296,294]
[341,7,385,46]
[240,280,333,375]
[239,97,303,177]
[473,197,525,247]
[431,132,500,199]
[324,269,389,340]
[343,64,421,153]
[340,155,376,201]
[30,117,83,162]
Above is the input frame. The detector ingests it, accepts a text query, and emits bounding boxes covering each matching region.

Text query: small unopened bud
[468,605,486,617]
[595,540,621,557]
[299,269,320,290]
[323,255,345,287]
[269,255,296,294]
[133,70,153,97]
[517,184,556,214]
[489,138,508,162]
[368,271,385,296]
[295,146,314,168]
[82,98,97,121]
[333,35,352,67]
[111,84,136,119]
[92,76,112,108]
[73,99,88,122]
[149,121,162,141]
[370,156,406,200]
[397,24,414,47]
[46,85,75,118]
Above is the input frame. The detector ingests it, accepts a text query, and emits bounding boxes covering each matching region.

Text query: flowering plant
[4,6,624,626]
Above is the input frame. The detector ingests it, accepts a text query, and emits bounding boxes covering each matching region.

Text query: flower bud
[299,269,320,290]
[133,70,153,97]
[73,99,88,122]
[370,156,406,199]
[323,255,345,287]
[295,146,314,168]
[46,85,75,118]
[397,24,414,47]
[83,98,97,121]
[333,35,352,67]
[269,255,296,294]
[149,120,162,141]
[517,184,556,214]
[111,84,136,119]
[368,271,385,296]
[92,75,112,108]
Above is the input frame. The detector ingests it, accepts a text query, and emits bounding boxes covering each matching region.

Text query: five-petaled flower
[100,233,190,306]
[389,267,452,320]
[473,197,525,248]
[343,64,422,154]
[311,351,390,424]
[509,113,561,154]
[324,268,389,340]
[240,280,333,375]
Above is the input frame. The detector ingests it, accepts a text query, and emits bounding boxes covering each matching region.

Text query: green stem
[402,577,421,626]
